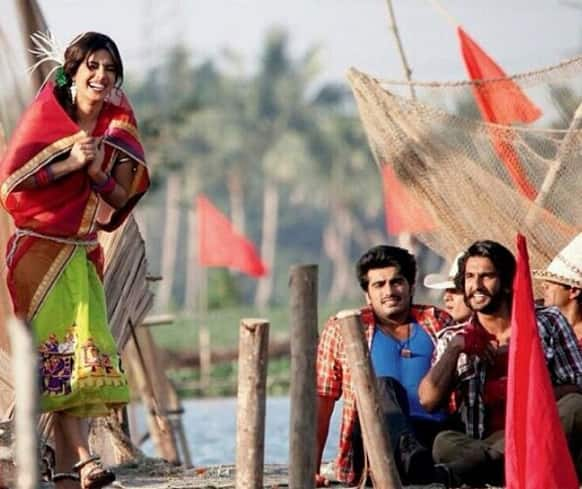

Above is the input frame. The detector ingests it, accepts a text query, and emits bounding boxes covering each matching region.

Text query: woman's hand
[68,137,99,171]
[86,138,106,181]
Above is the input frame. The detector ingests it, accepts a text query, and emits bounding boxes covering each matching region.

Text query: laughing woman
[0,32,149,489]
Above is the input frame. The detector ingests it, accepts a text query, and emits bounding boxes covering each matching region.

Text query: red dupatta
[0,83,150,319]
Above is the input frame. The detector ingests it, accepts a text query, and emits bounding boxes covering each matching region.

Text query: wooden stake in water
[8,318,39,489]
[337,310,402,489]
[288,265,318,489]
[235,318,269,489]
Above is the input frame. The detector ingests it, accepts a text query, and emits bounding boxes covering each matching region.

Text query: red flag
[458,27,541,125]
[381,165,434,235]
[505,234,578,489]
[458,27,540,199]
[197,194,267,278]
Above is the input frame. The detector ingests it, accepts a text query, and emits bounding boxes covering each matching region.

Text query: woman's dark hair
[454,240,516,295]
[54,32,123,119]
[356,245,416,292]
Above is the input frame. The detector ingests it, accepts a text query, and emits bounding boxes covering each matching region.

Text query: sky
[3,0,582,87]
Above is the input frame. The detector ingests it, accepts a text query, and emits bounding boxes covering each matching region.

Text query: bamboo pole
[385,0,416,101]
[524,101,582,228]
[385,0,417,253]
[337,310,402,489]
[124,322,180,464]
[8,318,38,489]
[288,265,318,489]
[235,318,269,489]
[141,314,175,327]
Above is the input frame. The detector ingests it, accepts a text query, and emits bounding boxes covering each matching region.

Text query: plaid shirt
[434,306,582,440]
[317,304,453,484]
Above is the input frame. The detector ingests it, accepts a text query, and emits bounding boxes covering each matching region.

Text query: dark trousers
[559,393,582,482]
[433,392,582,487]
[433,429,505,487]
[351,377,445,485]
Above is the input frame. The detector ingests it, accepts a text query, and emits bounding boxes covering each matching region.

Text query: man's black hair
[356,245,416,291]
[454,240,516,297]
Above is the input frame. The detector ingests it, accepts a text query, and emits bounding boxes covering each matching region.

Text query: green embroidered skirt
[35,247,129,416]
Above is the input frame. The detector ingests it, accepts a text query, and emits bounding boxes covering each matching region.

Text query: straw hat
[423,253,464,290]
[533,234,582,288]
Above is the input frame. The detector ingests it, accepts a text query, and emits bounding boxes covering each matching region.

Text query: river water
[134,396,341,466]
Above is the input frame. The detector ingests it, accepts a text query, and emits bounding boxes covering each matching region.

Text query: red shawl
[0,83,150,319]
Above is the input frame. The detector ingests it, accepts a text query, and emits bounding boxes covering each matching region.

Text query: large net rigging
[347,56,582,270]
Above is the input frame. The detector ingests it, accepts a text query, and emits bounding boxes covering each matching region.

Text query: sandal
[73,455,115,489]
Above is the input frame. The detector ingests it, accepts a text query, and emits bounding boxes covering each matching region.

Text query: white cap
[423,253,463,290]
[533,233,582,288]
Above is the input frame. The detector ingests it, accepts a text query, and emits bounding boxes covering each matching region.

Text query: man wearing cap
[418,240,582,487]
[424,254,472,323]
[315,245,453,487]
[534,233,582,349]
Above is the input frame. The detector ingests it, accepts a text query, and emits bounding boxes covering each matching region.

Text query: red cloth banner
[505,234,578,489]
[197,194,267,278]
[382,165,434,235]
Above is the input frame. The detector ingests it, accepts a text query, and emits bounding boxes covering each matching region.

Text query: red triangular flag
[382,165,434,235]
[505,234,578,489]
[457,27,541,125]
[197,195,267,278]
[458,27,541,199]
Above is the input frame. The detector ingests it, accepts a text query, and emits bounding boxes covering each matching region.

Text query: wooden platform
[108,459,451,489]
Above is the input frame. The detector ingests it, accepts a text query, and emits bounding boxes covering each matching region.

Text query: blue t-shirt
[370,322,445,422]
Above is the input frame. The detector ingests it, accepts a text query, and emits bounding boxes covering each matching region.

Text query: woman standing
[0,32,150,489]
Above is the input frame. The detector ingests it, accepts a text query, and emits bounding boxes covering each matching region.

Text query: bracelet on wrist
[91,174,116,194]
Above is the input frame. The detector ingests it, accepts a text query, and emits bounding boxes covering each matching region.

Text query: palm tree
[251,28,321,308]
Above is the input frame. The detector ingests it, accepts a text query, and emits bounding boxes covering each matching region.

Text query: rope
[376,53,582,87]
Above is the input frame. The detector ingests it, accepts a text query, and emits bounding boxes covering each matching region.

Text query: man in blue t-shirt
[317,245,453,486]
[358,245,449,450]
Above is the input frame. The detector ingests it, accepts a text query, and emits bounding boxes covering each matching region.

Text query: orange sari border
[0,132,84,204]
[28,244,76,321]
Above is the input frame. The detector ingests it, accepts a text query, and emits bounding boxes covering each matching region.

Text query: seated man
[424,253,472,323]
[316,245,453,487]
[419,240,582,487]
[534,233,582,348]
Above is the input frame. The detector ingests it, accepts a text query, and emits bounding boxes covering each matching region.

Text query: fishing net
[347,56,582,270]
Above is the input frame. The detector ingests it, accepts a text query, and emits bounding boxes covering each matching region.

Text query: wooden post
[8,318,38,489]
[337,310,402,489]
[235,318,269,489]
[288,265,318,489]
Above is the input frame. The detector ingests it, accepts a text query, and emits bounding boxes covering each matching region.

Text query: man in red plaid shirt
[419,240,582,487]
[315,245,453,486]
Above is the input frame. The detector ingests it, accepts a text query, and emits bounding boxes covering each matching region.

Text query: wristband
[91,174,116,194]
